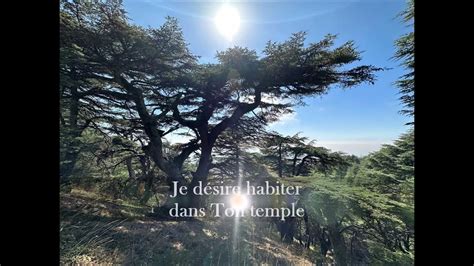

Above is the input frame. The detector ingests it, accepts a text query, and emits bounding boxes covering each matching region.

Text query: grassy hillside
[60,189,317,265]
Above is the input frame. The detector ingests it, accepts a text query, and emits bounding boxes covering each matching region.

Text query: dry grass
[60,189,315,265]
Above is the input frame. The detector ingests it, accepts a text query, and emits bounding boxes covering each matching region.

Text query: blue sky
[123,0,412,156]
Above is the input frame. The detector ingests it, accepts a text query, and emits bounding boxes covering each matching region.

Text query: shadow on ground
[60,190,314,265]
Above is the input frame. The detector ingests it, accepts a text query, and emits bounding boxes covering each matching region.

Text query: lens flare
[229,193,249,211]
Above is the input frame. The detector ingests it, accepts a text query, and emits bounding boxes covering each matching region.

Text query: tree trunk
[126,157,136,179]
[328,226,348,265]
[292,153,298,176]
[278,142,283,178]
[235,142,240,180]
[60,87,81,184]
[60,145,80,183]
[188,144,213,208]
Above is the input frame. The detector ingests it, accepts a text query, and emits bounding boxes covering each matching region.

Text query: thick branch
[209,89,262,144]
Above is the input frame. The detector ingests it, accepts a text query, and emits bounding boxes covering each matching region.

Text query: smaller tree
[296,176,414,265]
[346,129,414,203]
[260,132,350,177]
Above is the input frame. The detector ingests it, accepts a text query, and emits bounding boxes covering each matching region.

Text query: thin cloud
[317,139,392,156]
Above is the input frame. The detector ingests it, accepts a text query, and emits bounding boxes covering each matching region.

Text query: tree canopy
[60,0,381,204]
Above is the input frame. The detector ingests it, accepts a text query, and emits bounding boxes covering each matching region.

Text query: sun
[229,193,249,211]
[214,5,240,41]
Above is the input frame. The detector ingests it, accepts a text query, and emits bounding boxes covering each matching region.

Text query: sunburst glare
[229,193,249,211]
[215,4,240,41]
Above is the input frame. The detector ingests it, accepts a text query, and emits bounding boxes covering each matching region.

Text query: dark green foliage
[394,0,414,120]
[289,130,414,264]
[347,129,414,203]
